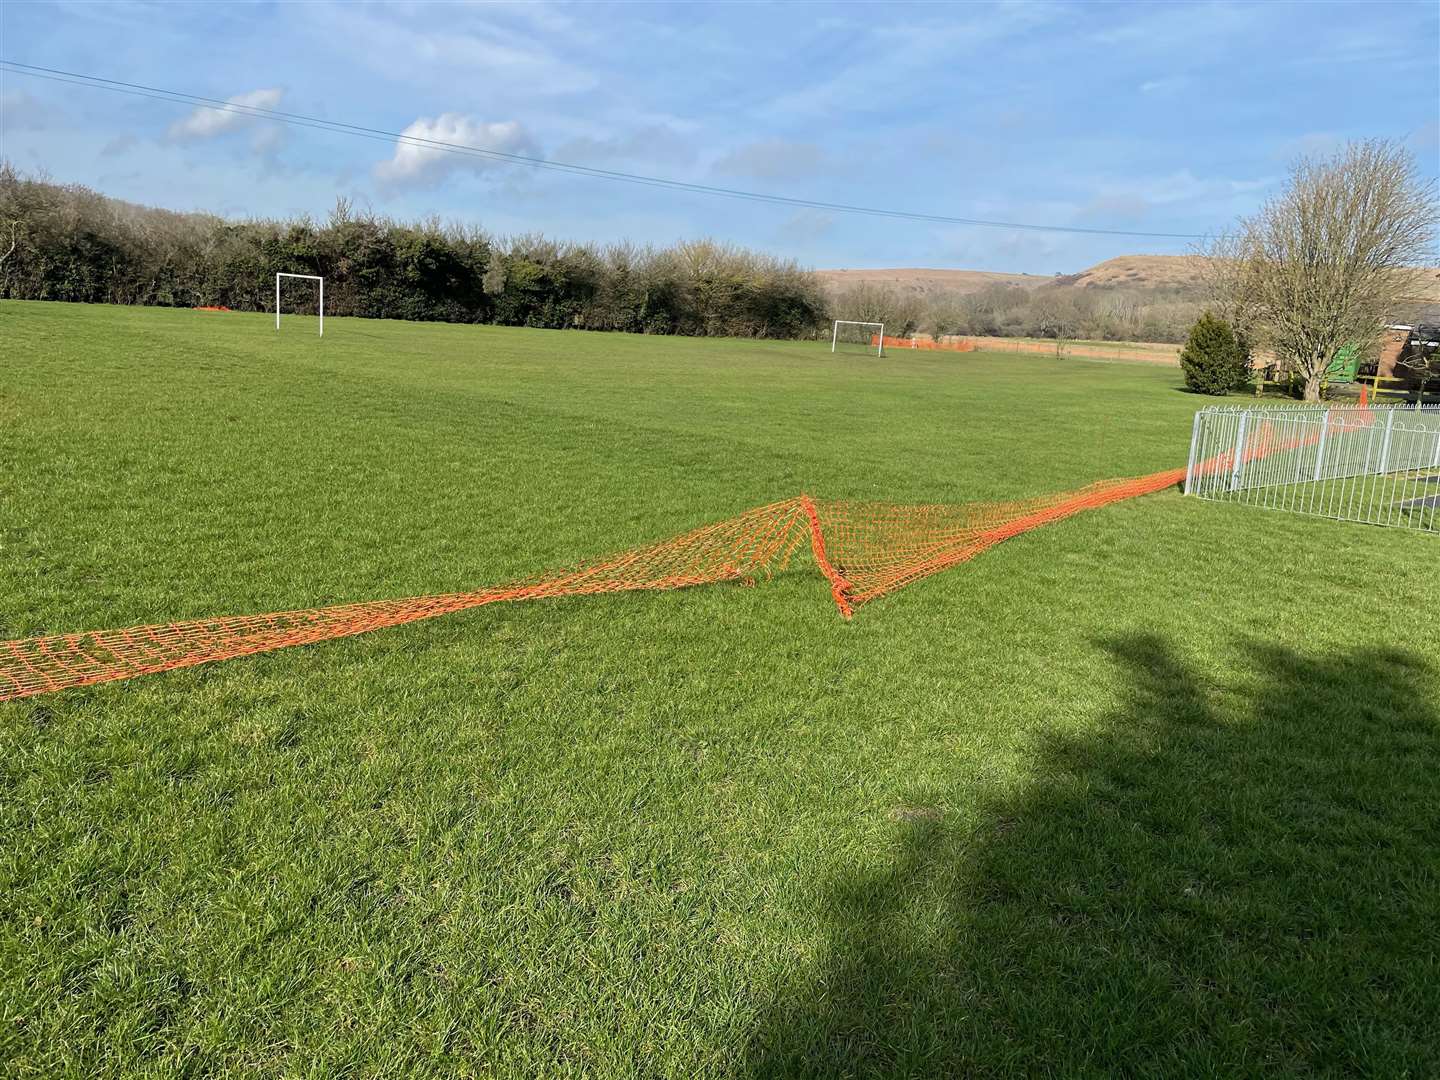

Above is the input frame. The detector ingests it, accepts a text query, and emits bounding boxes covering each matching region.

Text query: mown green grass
[2,301,1436,1078]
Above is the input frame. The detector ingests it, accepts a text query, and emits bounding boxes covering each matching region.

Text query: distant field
[1013,335,1180,352]
[964,335,1182,365]
[3,303,1437,1077]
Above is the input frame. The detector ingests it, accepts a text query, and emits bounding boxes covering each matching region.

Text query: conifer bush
[1180,312,1250,394]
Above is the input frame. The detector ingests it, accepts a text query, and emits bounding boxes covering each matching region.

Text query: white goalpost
[276,273,324,337]
[831,320,884,357]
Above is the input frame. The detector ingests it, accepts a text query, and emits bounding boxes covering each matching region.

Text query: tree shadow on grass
[745,636,1440,1077]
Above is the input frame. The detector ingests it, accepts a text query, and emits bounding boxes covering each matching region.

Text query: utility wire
[1,60,1209,240]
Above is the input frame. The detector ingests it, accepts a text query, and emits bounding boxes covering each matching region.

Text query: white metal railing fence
[1184,403,1440,532]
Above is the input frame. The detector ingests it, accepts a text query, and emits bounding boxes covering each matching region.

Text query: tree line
[1204,139,1435,401]
[827,278,1206,345]
[0,164,828,339]
[1174,140,1435,401]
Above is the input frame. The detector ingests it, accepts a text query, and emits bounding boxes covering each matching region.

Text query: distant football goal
[276,273,324,337]
[832,320,884,357]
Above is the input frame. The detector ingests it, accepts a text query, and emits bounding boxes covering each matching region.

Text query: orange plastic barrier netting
[874,334,976,353]
[1,474,1189,702]
[0,412,1354,704]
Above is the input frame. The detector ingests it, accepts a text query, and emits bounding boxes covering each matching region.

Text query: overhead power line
[1,60,1210,240]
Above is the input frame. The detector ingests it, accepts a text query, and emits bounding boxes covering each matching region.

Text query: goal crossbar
[832,320,884,357]
[276,273,324,337]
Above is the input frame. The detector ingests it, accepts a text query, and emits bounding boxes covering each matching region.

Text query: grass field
[1005,335,1179,353]
[2,302,1437,1078]
[962,336,1183,367]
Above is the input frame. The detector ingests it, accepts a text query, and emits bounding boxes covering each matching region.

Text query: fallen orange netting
[1,472,1192,702]
[3,409,1354,704]
[875,334,977,353]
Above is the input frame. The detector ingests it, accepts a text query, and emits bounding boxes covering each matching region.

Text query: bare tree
[0,219,19,307]
[481,252,507,297]
[1205,139,1436,401]
[0,220,16,265]
[830,280,925,338]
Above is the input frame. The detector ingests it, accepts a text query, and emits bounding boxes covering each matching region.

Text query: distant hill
[815,256,1208,299]
[816,256,1440,345]
[818,255,1440,303]
[1054,255,1208,290]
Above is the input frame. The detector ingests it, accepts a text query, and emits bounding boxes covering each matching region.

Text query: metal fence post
[1377,409,1395,474]
[1184,411,1202,495]
[1312,410,1331,483]
[1228,411,1250,491]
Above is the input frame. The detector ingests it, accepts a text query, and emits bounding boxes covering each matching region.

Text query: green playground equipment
[1325,343,1362,383]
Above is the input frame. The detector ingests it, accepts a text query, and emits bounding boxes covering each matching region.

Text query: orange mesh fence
[810,469,1187,614]
[0,428,1315,703]
[1210,407,1380,474]
[874,334,977,353]
[0,498,811,703]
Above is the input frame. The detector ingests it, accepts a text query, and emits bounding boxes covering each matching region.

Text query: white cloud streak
[308,4,597,96]
[713,138,826,182]
[374,114,538,189]
[1,90,61,131]
[168,88,284,140]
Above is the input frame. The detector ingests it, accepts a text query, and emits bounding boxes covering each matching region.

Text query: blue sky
[2,0,1436,273]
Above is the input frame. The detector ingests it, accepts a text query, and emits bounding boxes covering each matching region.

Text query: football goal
[832,320,884,357]
[276,273,324,337]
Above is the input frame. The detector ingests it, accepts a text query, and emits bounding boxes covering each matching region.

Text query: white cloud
[1080,193,1153,221]
[1076,169,1277,227]
[310,5,597,96]
[250,125,287,157]
[762,5,1060,123]
[554,125,696,168]
[933,225,1070,271]
[1141,170,1273,205]
[100,133,140,158]
[1140,77,1186,95]
[168,88,284,140]
[775,210,835,248]
[374,114,538,189]
[1,90,61,131]
[713,138,825,181]
[1090,3,1258,49]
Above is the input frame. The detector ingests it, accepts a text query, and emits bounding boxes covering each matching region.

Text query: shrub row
[0,165,827,339]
